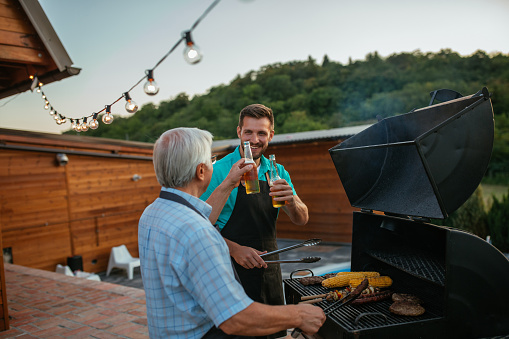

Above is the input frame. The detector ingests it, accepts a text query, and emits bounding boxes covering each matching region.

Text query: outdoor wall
[266,140,358,244]
[0,129,357,277]
[0,129,159,273]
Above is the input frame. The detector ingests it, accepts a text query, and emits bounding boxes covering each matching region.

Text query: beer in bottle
[269,154,286,208]
[243,141,260,194]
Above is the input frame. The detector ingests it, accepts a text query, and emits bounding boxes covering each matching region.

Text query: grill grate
[367,246,445,286]
[285,277,443,334]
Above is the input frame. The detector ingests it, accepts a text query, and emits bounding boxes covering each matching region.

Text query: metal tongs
[291,278,370,338]
[265,256,321,264]
[260,238,322,258]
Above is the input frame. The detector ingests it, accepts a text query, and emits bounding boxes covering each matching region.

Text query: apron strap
[159,190,207,220]
[158,189,242,283]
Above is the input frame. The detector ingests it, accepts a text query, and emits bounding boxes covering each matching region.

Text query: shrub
[486,189,509,252]
[435,185,489,239]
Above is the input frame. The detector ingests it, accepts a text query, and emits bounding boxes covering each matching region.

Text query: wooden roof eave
[18,0,72,72]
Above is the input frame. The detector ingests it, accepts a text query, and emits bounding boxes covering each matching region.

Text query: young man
[201,104,309,339]
[139,127,324,339]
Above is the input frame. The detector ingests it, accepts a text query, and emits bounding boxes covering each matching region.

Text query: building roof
[0,0,81,100]
[212,124,372,151]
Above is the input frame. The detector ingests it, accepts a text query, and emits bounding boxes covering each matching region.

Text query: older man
[138,127,325,339]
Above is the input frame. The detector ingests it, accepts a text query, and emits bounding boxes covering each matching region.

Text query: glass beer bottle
[269,154,286,208]
[243,141,260,194]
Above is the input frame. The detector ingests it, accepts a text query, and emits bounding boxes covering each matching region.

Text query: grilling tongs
[259,238,322,258]
[290,278,370,338]
[264,256,321,264]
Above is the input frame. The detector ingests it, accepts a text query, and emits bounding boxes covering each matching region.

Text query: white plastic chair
[106,245,140,280]
[55,264,74,276]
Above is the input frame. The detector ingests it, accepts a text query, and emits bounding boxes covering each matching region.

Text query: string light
[124,92,139,113]
[89,113,99,129]
[29,0,221,133]
[182,31,203,64]
[75,119,81,132]
[102,105,114,124]
[143,70,159,96]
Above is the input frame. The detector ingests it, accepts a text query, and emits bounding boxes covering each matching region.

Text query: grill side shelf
[366,247,445,286]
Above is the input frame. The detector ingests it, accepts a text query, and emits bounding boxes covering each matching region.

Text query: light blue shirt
[200,146,296,230]
[138,187,253,339]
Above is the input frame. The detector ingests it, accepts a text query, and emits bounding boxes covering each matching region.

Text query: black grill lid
[329,88,494,219]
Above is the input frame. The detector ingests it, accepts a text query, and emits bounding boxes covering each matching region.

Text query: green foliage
[435,186,489,239]
[486,189,509,252]
[64,50,509,181]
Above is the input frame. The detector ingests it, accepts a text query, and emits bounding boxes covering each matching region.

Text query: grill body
[284,212,509,338]
[284,88,509,338]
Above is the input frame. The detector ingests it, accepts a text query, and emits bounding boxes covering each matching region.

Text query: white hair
[153,127,213,188]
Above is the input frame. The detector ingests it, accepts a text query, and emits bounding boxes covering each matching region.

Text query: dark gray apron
[158,190,250,339]
[220,180,286,339]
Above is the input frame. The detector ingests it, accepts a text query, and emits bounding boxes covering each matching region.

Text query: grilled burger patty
[392,293,421,304]
[389,301,425,316]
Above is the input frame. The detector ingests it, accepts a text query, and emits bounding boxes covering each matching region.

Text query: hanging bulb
[75,119,82,132]
[49,108,56,116]
[59,114,66,124]
[53,113,59,120]
[182,31,202,64]
[81,117,89,132]
[89,113,99,130]
[102,114,114,124]
[124,92,138,113]
[36,86,41,93]
[102,105,114,124]
[56,117,63,125]
[44,101,50,109]
[70,119,77,130]
[143,69,159,96]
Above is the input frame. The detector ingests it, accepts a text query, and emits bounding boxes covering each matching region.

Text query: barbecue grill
[283,87,509,338]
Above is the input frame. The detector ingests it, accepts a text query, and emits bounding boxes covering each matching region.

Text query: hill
[64,49,509,183]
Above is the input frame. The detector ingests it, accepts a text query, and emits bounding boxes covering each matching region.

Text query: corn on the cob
[321,272,380,288]
[349,276,393,288]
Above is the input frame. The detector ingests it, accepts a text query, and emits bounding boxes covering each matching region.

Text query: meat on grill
[299,273,336,286]
[351,290,392,305]
[392,293,421,304]
[389,301,425,316]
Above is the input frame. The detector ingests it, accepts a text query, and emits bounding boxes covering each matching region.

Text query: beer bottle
[243,141,260,194]
[269,154,286,208]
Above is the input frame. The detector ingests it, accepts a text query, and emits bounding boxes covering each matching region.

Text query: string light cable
[29,0,221,133]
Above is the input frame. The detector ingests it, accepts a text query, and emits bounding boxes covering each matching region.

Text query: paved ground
[3,263,148,339]
[98,239,352,289]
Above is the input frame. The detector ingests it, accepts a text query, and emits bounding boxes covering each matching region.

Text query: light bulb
[53,113,59,121]
[44,101,50,109]
[71,120,77,130]
[49,109,55,116]
[89,119,99,129]
[182,31,202,64]
[124,92,138,113]
[144,70,159,96]
[81,118,89,132]
[89,113,99,129]
[102,113,114,124]
[184,43,202,64]
[56,118,63,125]
[75,120,82,132]
[144,79,159,96]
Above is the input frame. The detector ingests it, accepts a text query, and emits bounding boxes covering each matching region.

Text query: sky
[1,0,509,135]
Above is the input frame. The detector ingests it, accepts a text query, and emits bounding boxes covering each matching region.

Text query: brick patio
[1,264,148,338]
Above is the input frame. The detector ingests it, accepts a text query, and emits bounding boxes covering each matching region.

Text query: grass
[482,184,508,210]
